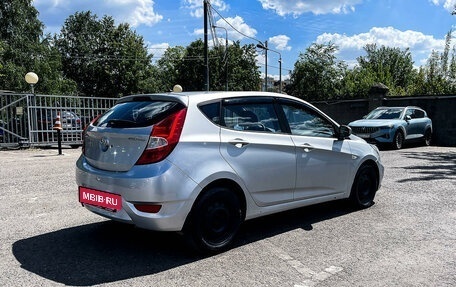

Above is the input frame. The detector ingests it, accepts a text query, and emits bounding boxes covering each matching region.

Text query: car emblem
[100,137,110,152]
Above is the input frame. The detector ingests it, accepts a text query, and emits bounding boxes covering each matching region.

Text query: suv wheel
[424,129,432,146]
[392,130,404,150]
[184,187,243,254]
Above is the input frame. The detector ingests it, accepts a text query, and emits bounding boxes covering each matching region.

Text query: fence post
[368,83,389,111]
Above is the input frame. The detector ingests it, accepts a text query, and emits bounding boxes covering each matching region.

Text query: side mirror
[405,115,411,121]
[338,125,352,140]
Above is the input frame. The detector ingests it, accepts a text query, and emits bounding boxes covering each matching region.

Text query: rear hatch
[83,95,187,172]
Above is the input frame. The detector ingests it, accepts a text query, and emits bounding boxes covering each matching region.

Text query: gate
[0,92,117,149]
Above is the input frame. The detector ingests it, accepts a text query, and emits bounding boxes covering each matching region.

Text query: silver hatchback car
[76,91,384,253]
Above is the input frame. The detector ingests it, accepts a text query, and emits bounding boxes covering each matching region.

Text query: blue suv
[348,106,432,149]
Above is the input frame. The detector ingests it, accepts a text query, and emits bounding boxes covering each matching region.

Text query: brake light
[136,108,187,164]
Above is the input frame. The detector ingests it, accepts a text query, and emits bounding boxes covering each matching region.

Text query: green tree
[356,44,415,95]
[55,11,155,97]
[155,46,186,92]
[286,43,346,100]
[220,42,261,91]
[157,40,260,92]
[0,0,41,91]
[340,66,377,99]
[410,30,456,95]
[421,50,447,94]
[0,0,76,93]
[174,39,206,91]
[448,46,456,92]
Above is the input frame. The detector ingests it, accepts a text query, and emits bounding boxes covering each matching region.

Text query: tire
[424,129,432,146]
[392,130,404,150]
[349,164,378,209]
[184,187,243,254]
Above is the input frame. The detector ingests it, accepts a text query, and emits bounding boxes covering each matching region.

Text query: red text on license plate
[79,187,122,211]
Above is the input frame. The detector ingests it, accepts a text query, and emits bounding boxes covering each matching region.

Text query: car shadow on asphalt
[12,200,355,286]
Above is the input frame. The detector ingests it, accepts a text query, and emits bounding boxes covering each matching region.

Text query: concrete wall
[312,95,456,147]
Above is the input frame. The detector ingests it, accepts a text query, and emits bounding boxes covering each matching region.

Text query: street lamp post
[213,25,229,91]
[25,72,39,94]
[257,42,282,93]
[25,72,39,144]
[257,41,268,91]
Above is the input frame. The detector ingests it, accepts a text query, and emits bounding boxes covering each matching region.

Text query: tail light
[136,108,187,165]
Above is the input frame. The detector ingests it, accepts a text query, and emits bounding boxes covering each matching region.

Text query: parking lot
[0,146,455,286]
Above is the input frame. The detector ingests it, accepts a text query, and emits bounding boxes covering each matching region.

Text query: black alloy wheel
[184,187,243,254]
[350,164,378,209]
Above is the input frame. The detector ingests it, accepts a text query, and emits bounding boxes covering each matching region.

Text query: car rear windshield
[94,100,185,128]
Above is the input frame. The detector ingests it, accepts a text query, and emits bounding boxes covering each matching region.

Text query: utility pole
[203,0,209,91]
[257,41,268,91]
[264,40,268,91]
[257,41,282,93]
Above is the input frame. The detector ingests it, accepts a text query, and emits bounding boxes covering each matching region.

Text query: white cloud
[269,35,291,51]
[183,0,229,18]
[257,0,363,16]
[194,16,257,41]
[148,42,169,60]
[430,0,456,12]
[120,0,163,27]
[315,27,446,67]
[215,16,257,41]
[34,0,163,27]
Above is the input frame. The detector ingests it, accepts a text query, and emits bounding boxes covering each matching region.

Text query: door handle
[300,143,313,152]
[228,138,249,148]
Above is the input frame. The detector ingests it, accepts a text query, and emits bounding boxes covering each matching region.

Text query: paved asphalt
[0,145,455,286]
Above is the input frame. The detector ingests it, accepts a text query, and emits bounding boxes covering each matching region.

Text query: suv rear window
[94,101,184,128]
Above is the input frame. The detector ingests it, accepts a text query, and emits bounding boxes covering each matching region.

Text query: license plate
[79,187,122,211]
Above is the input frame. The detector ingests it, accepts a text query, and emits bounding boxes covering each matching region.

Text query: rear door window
[94,100,184,128]
[221,97,283,133]
[414,109,425,118]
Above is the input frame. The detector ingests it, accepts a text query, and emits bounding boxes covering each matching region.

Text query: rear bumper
[75,155,200,231]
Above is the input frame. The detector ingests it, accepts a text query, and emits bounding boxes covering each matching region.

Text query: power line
[210,6,261,43]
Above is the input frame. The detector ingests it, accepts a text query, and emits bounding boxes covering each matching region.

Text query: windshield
[365,108,404,120]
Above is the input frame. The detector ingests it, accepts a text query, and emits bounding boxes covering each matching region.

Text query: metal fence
[1,92,117,149]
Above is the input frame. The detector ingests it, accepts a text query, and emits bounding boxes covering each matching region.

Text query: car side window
[221,99,282,133]
[405,109,414,119]
[199,102,221,124]
[280,102,335,138]
[414,109,425,118]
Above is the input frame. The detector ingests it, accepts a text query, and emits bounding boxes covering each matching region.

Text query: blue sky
[33,0,455,80]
